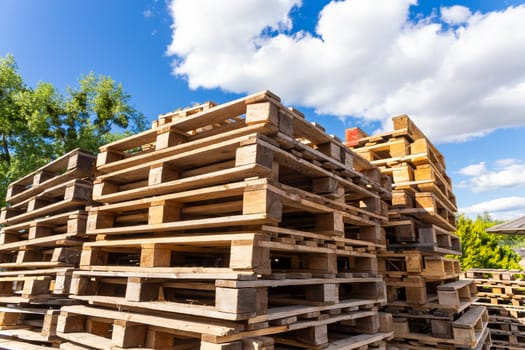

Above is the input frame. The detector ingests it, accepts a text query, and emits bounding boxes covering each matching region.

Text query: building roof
[487,215,525,234]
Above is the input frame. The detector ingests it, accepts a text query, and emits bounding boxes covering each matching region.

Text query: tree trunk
[1,132,10,165]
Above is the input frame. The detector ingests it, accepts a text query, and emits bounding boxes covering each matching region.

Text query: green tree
[0,54,146,207]
[457,213,521,270]
[0,54,41,205]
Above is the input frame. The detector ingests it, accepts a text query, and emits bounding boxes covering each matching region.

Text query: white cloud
[458,159,525,193]
[460,196,525,220]
[441,5,472,24]
[458,162,487,176]
[166,0,525,142]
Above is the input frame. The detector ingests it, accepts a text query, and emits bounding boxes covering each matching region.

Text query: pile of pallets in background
[0,149,95,349]
[346,116,492,350]
[466,268,525,349]
[56,90,395,349]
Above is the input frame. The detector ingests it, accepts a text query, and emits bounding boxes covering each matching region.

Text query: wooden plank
[86,213,271,236]
[59,305,241,337]
[95,163,271,203]
[0,338,56,350]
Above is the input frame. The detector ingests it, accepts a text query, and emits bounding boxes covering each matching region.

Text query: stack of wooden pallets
[0,149,95,349]
[56,90,395,349]
[346,117,492,349]
[466,268,525,349]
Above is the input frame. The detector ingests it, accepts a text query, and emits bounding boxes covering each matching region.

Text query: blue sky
[1,0,524,220]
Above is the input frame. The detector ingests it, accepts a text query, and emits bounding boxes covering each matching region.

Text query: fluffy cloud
[460,197,525,220]
[440,5,472,24]
[457,159,525,193]
[458,162,487,177]
[166,0,525,142]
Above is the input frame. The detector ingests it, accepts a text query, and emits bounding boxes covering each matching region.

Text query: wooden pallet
[0,306,60,347]
[0,268,75,303]
[92,132,386,215]
[381,163,456,212]
[87,178,386,242]
[69,269,386,322]
[392,305,488,343]
[6,149,95,206]
[490,341,525,350]
[465,269,525,281]
[389,191,456,231]
[346,117,447,177]
[488,316,525,333]
[97,91,356,174]
[384,220,461,255]
[56,305,392,349]
[79,231,379,275]
[480,304,525,320]
[0,246,81,270]
[0,210,87,247]
[477,295,525,308]
[392,306,488,348]
[0,179,92,226]
[388,326,491,350]
[344,125,413,150]
[93,93,387,195]
[476,283,525,298]
[346,115,434,158]
[385,278,474,312]
[490,328,525,347]
[274,314,393,349]
[379,251,461,280]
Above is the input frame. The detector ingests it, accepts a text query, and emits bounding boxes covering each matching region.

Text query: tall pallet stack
[0,149,95,349]
[466,268,525,349]
[345,116,492,350]
[56,90,394,349]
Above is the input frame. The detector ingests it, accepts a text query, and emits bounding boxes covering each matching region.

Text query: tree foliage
[457,213,521,270]
[0,54,146,207]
